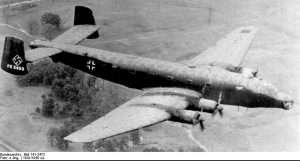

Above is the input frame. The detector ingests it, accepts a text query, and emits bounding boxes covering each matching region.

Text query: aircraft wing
[64,88,199,142]
[185,26,257,67]
[25,25,100,62]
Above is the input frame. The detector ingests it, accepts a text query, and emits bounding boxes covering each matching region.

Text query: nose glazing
[277,92,294,110]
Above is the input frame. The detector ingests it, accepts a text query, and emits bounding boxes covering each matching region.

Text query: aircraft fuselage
[30,40,290,109]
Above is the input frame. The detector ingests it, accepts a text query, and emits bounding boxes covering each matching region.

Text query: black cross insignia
[87,60,96,70]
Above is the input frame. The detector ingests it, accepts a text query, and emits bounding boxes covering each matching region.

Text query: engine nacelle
[209,62,258,78]
[168,109,202,125]
[209,62,241,73]
[198,99,218,113]
[241,67,257,78]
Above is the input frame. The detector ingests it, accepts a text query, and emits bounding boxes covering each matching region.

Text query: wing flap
[185,26,257,67]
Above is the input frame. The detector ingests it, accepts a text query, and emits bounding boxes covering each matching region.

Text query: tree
[103,140,115,152]
[72,106,84,119]
[47,127,70,151]
[130,130,141,145]
[41,94,46,99]
[42,24,57,40]
[52,103,61,118]
[41,13,61,40]
[56,127,69,151]
[94,139,116,152]
[47,127,59,147]
[41,13,61,27]
[115,136,129,151]
[143,147,165,152]
[52,78,80,102]
[41,95,55,117]
[83,142,94,152]
[16,60,76,87]
[35,107,41,113]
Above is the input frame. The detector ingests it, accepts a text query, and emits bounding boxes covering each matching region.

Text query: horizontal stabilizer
[25,47,61,62]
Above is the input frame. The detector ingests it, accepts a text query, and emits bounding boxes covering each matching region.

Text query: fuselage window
[112,65,119,72]
[205,82,212,87]
[167,76,174,81]
[188,65,196,69]
[187,79,193,84]
[129,69,136,74]
[149,72,157,76]
[100,62,106,67]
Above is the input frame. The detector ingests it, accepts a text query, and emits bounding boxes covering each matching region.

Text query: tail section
[74,6,99,39]
[1,37,28,75]
[1,6,98,76]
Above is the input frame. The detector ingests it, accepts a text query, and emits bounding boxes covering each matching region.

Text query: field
[0,0,299,152]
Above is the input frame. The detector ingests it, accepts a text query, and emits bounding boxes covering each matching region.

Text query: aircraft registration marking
[6,64,25,71]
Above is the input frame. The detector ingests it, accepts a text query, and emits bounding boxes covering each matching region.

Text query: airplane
[0,6,294,143]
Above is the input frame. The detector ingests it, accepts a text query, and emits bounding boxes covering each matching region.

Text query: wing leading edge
[185,26,258,67]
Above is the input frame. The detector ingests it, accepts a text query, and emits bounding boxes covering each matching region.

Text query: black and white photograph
[0,0,299,159]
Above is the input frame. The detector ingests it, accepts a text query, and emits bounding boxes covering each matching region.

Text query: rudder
[1,37,28,75]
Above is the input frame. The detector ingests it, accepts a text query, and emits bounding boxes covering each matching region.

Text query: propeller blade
[199,116,205,131]
[199,120,205,131]
[255,67,258,77]
[212,105,223,118]
[211,110,218,117]
[219,108,224,118]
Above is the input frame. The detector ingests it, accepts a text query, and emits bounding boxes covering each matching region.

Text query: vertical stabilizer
[1,37,28,75]
[74,6,99,39]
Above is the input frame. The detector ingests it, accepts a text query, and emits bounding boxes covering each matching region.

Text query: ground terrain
[0,0,299,151]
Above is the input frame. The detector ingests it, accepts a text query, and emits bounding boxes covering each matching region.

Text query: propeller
[199,118,205,131]
[193,115,205,131]
[253,67,258,77]
[212,105,223,118]
[212,90,224,118]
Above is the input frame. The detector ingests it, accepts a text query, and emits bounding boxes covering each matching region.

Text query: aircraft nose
[277,92,294,110]
[283,101,294,110]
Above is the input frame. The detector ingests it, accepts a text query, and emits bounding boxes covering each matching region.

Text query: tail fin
[74,6,99,39]
[1,37,28,75]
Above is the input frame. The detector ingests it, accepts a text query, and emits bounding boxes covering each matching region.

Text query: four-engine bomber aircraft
[1,6,294,142]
